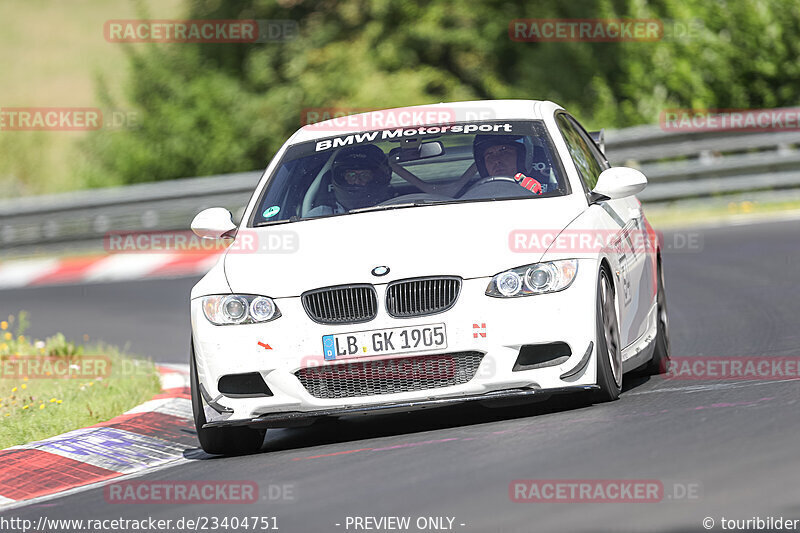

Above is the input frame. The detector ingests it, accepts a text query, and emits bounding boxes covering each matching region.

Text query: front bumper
[203,385,600,428]
[191,263,600,427]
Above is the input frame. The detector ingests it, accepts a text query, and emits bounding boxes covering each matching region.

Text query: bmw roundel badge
[371,266,390,277]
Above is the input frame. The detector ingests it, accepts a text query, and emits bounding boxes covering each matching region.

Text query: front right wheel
[593,269,622,402]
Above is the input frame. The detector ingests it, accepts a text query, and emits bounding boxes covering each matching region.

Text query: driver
[472,135,545,194]
[308,145,392,216]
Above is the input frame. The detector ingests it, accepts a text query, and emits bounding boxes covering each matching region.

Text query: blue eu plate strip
[322,335,336,360]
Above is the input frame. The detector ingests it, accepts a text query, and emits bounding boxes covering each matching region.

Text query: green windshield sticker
[263,206,281,218]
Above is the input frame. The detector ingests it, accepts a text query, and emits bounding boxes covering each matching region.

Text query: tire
[639,258,671,375]
[593,268,622,402]
[190,343,266,455]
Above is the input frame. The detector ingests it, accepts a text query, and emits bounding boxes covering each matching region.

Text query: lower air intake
[295,352,484,399]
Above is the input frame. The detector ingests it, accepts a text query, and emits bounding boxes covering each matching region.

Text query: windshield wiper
[254,216,301,227]
[348,201,448,214]
[253,202,448,226]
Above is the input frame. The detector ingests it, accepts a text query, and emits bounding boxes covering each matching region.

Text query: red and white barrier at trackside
[0,252,221,290]
[0,365,193,507]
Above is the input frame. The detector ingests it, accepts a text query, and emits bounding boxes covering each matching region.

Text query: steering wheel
[468,175,519,189]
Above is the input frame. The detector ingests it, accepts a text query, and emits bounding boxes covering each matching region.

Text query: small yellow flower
[57,400,62,404]
[0,321,7,330]
[88,382,94,387]
[0,343,7,350]
[21,384,27,390]
[4,413,9,417]
[49,398,57,403]
[11,387,17,392]
[3,332,11,341]
[17,335,24,342]
[39,404,45,410]
[22,405,29,410]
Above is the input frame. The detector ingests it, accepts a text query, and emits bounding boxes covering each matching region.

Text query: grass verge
[0,312,162,449]
[0,0,185,196]
[645,198,800,229]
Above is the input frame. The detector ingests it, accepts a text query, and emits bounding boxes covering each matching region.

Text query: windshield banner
[314,122,516,151]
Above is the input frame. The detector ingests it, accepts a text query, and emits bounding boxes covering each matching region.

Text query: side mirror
[591,167,647,200]
[191,208,236,239]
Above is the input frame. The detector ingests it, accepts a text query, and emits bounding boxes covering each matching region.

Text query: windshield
[251,120,569,226]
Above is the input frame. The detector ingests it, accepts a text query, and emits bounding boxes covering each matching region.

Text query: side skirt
[621,301,658,373]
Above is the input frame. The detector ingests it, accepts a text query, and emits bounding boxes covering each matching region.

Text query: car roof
[289,99,564,144]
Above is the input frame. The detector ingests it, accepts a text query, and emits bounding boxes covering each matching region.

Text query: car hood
[225,196,585,298]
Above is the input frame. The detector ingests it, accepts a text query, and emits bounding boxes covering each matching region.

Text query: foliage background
[3,0,800,195]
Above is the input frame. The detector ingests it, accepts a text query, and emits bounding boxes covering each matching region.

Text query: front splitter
[203,385,600,429]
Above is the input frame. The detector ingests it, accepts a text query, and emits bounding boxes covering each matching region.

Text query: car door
[555,113,651,348]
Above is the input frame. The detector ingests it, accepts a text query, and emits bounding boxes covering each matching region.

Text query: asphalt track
[3,218,800,532]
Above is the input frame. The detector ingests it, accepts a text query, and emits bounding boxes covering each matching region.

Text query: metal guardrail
[607,126,800,201]
[1,125,799,254]
[0,171,262,255]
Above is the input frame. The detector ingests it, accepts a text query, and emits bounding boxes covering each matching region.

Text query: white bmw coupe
[189,100,670,454]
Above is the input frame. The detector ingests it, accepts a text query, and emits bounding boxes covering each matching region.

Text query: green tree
[82,0,800,185]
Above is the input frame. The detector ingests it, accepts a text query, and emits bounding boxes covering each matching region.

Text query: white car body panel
[190,99,660,427]
[223,195,585,298]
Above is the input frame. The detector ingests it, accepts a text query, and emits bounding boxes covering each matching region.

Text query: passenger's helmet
[331,145,392,210]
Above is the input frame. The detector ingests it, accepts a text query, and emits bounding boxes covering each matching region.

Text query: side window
[569,115,609,172]
[555,114,606,191]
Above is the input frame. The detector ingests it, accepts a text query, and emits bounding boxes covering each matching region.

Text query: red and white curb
[0,252,222,290]
[0,364,195,509]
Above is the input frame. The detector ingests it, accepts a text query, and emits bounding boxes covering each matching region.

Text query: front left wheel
[593,268,622,402]
[190,342,266,455]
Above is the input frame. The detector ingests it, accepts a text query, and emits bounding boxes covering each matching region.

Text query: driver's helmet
[331,145,392,210]
[473,134,545,178]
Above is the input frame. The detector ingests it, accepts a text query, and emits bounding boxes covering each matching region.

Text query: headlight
[496,271,523,297]
[201,294,281,325]
[486,260,578,298]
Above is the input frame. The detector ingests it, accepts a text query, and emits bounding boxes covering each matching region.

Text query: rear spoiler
[589,129,605,154]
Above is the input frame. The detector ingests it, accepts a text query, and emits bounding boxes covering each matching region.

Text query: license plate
[322,323,447,360]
